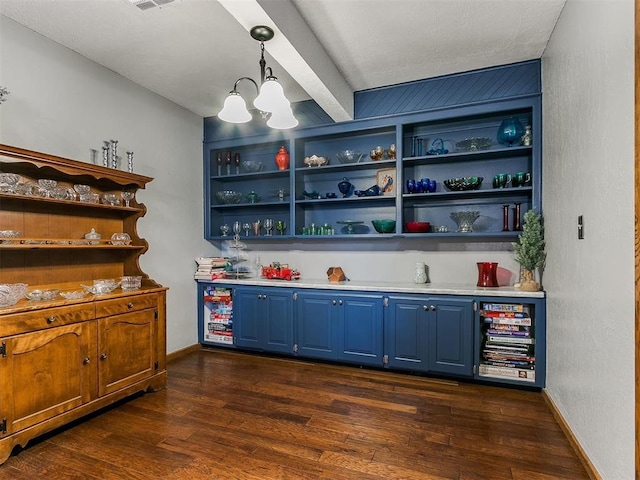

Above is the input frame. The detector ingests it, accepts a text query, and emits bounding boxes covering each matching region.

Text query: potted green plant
[512,209,546,291]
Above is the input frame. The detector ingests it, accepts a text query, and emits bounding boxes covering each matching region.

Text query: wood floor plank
[0,348,591,479]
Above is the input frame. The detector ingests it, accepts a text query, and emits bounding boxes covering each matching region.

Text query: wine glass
[233,221,241,236]
[38,179,57,198]
[275,220,286,235]
[242,223,251,236]
[121,191,135,207]
[252,220,262,236]
[220,224,230,237]
[264,218,274,236]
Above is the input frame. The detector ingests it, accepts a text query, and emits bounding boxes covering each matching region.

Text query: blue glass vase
[497,117,525,147]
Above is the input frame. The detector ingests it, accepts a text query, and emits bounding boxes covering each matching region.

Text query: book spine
[487,336,535,344]
[481,303,525,312]
[478,364,536,382]
[482,317,532,326]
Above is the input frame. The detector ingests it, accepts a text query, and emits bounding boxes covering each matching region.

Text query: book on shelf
[478,364,536,382]
[484,359,535,370]
[482,316,532,326]
[481,303,526,313]
[484,352,535,362]
[481,310,529,319]
[487,335,535,345]
[486,329,530,337]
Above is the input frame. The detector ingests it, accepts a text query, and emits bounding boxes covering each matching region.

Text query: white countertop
[199,277,545,298]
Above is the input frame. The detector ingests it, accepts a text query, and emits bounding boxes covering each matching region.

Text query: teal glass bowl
[371,219,396,234]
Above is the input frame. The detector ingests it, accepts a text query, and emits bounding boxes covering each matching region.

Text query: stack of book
[204,286,233,345]
[479,302,535,383]
[194,257,228,280]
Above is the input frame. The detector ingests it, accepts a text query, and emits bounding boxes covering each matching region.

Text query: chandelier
[217,26,298,130]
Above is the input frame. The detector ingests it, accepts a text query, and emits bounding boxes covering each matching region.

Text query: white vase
[414,262,427,284]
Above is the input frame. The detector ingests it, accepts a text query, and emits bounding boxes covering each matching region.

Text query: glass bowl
[0,283,28,307]
[450,211,480,233]
[241,161,264,173]
[405,221,431,233]
[443,176,484,191]
[121,275,142,291]
[60,290,89,300]
[371,219,396,234]
[0,173,21,193]
[303,155,329,167]
[110,233,131,245]
[215,190,243,204]
[335,150,364,164]
[26,289,61,301]
[102,193,120,206]
[82,283,117,295]
[0,230,21,244]
[74,184,91,195]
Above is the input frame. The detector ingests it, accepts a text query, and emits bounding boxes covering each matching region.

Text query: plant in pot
[512,209,546,291]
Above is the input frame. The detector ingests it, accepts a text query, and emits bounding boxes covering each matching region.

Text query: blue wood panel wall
[204,60,541,141]
[354,60,541,119]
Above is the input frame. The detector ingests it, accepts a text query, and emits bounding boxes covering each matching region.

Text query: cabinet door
[263,290,293,354]
[427,298,474,377]
[384,297,429,371]
[0,322,95,435]
[295,292,337,360]
[98,309,155,396]
[234,288,263,349]
[338,295,383,366]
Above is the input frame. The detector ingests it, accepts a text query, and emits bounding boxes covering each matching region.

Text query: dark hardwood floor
[0,348,589,479]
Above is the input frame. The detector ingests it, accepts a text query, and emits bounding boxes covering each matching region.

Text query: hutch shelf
[0,144,167,465]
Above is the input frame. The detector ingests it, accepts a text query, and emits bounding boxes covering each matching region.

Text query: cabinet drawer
[95,294,158,317]
[0,304,94,337]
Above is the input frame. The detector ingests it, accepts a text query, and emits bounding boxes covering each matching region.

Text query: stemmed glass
[275,220,286,235]
[121,191,135,207]
[264,219,274,236]
[233,221,241,237]
[242,223,251,236]
[38,179,57,198]
[252,220,262,236]
[220,224,230,237]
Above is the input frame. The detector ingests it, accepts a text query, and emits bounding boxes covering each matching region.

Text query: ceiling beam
[216,0,354,122]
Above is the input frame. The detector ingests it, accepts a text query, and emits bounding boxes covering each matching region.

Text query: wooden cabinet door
[384,296,429,371]
[262,290,293,354]
[427,298,474,377]
[98,309,155,397]
[295,291,337,360]
[338,295,383,366]
[0,322,95,436]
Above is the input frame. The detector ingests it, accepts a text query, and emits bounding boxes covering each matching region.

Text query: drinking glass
[233,221,241,236]
[264,218,274,236]
[121,191,135,207]
[275,220,286,235]
[220,224,230,237]
[242,223,251,236]
[252,220,262,236]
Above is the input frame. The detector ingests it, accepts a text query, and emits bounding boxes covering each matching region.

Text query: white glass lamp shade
[253,77,289,113]
[218,91,252,123]
[267,105,299,130]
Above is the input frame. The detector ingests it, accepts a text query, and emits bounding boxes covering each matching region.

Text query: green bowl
[371,219,396,234]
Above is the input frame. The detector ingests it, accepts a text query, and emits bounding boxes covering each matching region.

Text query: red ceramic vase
[476,262,499,287]
[275,146,290,170]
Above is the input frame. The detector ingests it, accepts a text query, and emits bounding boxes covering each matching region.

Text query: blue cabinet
[384,295,474,377]
[234,286,294,354]
[295,290,383,366]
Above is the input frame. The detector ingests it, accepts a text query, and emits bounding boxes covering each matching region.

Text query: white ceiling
[0,0,565,121]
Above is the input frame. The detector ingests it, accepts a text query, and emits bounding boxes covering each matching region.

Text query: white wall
[542,1,634,478]
[0,16,216,354]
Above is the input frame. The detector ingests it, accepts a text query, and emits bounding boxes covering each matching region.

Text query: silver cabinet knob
[423,305,428,311]
[338,300,343,306]
[332,300,337,305]
[127,302,135,309]
[100,353,107,360]
[83,357,90,365]
[46,316,56,323]
[429,305,436,311]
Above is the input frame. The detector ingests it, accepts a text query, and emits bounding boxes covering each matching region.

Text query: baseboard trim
[167,343,202,363]
[542,389,602,480]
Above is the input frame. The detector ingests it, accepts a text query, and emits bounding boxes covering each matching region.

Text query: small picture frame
[376,168,396,196]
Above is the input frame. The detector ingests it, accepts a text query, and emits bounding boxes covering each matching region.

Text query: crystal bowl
[303,155,329,167]
[0,283,28,307]
[102,193,120,206]
[73,184,91,195]
[443,176,484,191]
[110,233,131,245]
[405,221,431,233]
[371,219,396,234]
[336,150,364,164]
[0,230,21,244]
[59,290,88,300]
[450,210,480,233]
[241,161,264,173]
[121,275,142,291]
[26,289,61,301]
[215,190,243,204]
[455,137,492,151]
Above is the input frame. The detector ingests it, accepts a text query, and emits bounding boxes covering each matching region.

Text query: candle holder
[513,203,522,231]
[502,204,510,231]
